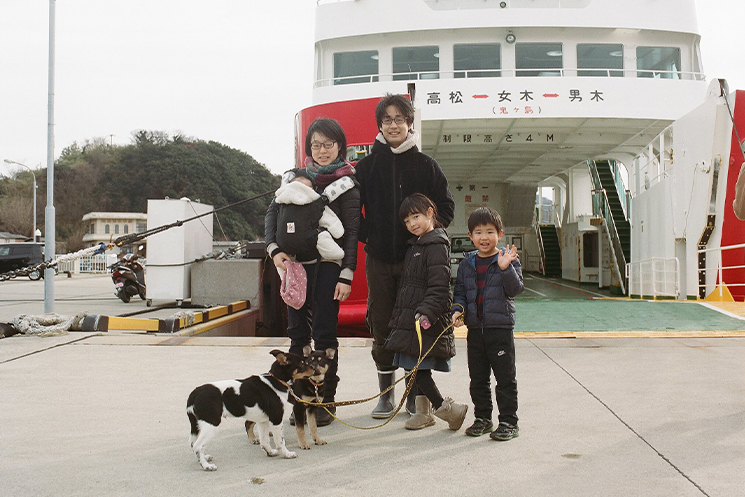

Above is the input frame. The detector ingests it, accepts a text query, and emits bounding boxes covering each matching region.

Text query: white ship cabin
[307,0,718,296]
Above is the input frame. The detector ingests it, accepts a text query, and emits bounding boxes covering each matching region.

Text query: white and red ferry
[294,0,745,329]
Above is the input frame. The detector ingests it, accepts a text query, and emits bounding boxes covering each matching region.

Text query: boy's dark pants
[467,327,518,426]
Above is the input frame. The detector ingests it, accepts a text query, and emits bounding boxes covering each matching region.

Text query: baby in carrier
[274,168,355,263]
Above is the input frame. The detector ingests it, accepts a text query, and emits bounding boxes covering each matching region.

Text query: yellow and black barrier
[80,300,251,333]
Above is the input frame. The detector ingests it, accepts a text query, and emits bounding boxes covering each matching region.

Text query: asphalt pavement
[0,274,744,496]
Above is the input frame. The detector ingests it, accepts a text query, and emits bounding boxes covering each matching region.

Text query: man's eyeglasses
[381,117,407,125]
[310,141,337,150]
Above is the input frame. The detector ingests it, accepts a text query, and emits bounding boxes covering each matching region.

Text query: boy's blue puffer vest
[452,249,524,329]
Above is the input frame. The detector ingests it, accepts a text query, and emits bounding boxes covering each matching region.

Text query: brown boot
[434,397,468,431]
[404,396,435,430]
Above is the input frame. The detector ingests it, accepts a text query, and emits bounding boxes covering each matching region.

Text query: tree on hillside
[2,132,279,251]
[106,131,279,241]
[0,170,39,239]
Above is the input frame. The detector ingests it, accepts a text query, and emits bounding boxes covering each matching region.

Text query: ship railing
[697,242,745,299]
[632,125,675,195]
[316,69,706,88]
[590,186,627,294]
[534,220,547,276]
[626,257,679,299]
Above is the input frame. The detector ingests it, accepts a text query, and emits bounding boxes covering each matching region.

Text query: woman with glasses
[355,93,455,419]
[264,118,360,426]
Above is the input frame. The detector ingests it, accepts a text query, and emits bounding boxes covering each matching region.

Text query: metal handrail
[535,222,547,276]
[315,68,706,88]
[626,257,679,298]
[593,188,627,281]
[697,243,745,298]
[588,160,628,295]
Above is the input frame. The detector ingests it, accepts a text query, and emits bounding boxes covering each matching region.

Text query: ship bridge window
[454,43,501,78]
[516,43,563,77]
[577,44,623,77]
[393,46,439,80]
[333,50,379,85]
[636,47,681,79]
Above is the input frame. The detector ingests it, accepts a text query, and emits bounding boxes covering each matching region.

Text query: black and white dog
[186,349,314,471]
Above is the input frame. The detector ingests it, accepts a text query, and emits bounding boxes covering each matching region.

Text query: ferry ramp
[510,273,745,337]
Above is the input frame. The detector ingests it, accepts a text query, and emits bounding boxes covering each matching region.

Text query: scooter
[110,248,146,303]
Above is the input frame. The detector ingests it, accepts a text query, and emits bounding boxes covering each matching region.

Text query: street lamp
[3,159,37,242]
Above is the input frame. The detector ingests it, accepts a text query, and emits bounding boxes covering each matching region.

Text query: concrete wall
[191,259,262,308]
[448,181,510,235]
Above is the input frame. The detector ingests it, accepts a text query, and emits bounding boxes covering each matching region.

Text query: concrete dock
[1,274,744,496]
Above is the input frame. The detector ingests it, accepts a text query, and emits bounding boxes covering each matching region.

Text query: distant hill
[0,131,280,251]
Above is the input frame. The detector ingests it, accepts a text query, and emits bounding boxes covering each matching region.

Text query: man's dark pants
[365,254,404,372]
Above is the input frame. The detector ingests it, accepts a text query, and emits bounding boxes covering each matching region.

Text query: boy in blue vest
[451,207,524,441]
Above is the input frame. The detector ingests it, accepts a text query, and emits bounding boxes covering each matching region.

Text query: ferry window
[636,47,681,79]
[393,46,439,80]
[516,43,563,77]
[577,44,623,77]
[333,50,379,85]
[454,43,501,78]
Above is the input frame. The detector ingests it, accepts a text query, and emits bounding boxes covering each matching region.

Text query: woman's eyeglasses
[310,141,337,150]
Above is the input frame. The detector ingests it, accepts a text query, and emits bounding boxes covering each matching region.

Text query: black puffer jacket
[265,175,360,282]
[355,140,454,264]
[385,228,455,359]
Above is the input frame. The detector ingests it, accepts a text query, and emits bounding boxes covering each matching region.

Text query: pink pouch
[280,261,307,310]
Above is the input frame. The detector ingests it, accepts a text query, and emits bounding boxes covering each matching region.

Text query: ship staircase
[588,160,631,294]
[536,223,562,278]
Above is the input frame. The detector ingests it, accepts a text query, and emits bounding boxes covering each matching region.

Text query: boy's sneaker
[465,418,493,437]
[490,422,519,441]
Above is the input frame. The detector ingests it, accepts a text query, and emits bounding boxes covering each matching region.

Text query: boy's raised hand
[498,244,519,269]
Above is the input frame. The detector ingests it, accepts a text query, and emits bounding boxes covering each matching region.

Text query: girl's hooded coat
[384,227,455,360]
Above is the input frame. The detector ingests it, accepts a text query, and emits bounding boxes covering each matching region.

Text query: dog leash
[294,320,454,430]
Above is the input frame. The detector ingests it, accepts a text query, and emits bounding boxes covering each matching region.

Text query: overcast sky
[1,1,743,180]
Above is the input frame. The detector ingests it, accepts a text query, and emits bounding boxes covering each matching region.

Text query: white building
[82,212,147,254]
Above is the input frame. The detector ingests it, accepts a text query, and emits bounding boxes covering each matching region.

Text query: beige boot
[404,396,436,430]
[434,397,468,431]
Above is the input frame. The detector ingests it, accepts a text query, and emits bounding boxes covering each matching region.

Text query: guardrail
[626,257,679,299]
[55,254,119,274]
[697,243,745,299]
[315,68,706,88]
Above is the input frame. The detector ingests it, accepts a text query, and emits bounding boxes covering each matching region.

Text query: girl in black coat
[385,194,468,431]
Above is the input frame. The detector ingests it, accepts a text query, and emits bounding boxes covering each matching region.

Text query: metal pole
[45,0,56,313]
[32,173,36,242]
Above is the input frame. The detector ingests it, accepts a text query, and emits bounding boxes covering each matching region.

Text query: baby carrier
[274,174,355,262]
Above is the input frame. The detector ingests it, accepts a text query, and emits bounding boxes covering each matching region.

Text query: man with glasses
[355,93,455,419]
